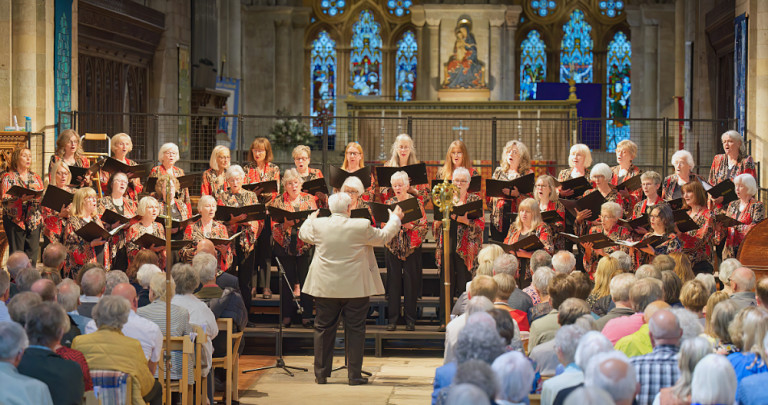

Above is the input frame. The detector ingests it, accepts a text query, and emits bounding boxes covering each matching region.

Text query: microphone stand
[243,257,307,376]
[331,326,372,376]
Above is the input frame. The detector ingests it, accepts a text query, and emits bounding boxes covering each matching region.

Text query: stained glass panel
[350,10,382,96]
[320,0,346,17]
[519,30,546,101]
[599,0,625,18]
[606,31,631,152]
[387,0,412,17]
[395,31,417,101]
[560,9,593,83]
[530,0,557,17]
[311,31,336,136]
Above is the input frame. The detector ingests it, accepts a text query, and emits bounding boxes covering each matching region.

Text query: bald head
[111,283,138,311]
[6,252,31,279]
[30,279,57,302]
[730,267,756,293]
[648,309,682,346]
[196,239,216,257]
[585,352,638,405]
[642,300,671,323]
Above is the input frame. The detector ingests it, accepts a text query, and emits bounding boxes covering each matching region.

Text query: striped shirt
[137,300,194,382]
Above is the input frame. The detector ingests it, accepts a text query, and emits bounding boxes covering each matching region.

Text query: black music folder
[431,176,482,193]
[68,166,91,186]
[351,208,373,222]
[619,214,649,230]
[329,165,372,189]
[558,176,592,199]
[145,173,201,193]
[715,213,743,228]
[559,232,617,250]
[209,231,243,246]
[616,175,643,192]
[375,163,428,188]
[101,209,136,226]
[616,234,664,249]
[706,179,737,204]
[541,210,563,224]
[155,214,201,231]
[485,173,535,198]
[132,233,190,250]
[74,221,128,242]
[100,157,152,178]
[492,234,545,253]
[301,178,329,195]
[242,180,278,194]
[559,191,605,222]
[673,210,700,233]
[433,199,483,222]
[40,186,74,211]
[214,204,267,223]
[267,207,317,223]
[6,185,42,199]
[370,197,423,224]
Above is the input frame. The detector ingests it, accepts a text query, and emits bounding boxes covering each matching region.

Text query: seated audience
[584,351,638,405]
[445,383,490,405]
[551,250,576,274]
[549,331,615,405]
[726,306,768,382]
[440,360,498,405]
[529,273,575,350]
[738,333,768,405]
[587,256,621,316]
[488,308,522,352]
[690,354,737,405]
[651,254,675,274]
[524,250,552,303]
[654,336,712,405]
[488,254,534,318]
[7,292,42,325]
[529,299,591,376]
[104,270,129,295]
[444,293,495,364]
[708,300,740,354]
[661,270,682,307]
[729,266,757,310]
[14,267,40,293]
[41,242,67,277]
[630,309,682,405]
[702,291,729,343]
[635,264,661,280]
[126,249,159,297]
[602,278,663,344]
[492,273,529,331]
[718,257,742,295]
[6,251,32,297]
[194,239,239,290]
[136,263,161,308]
[0,270,9,322]
[694,273,716,295]
[614,300,670,357]
[56,279,90,333]
[529,267,555,321]
[610,250,633,273]
[0,321,54,405]
[78,267,106,317]
[540,325,589,405]
[562,386,614,405]
[679,279,709,324]
[595,273,635,331]
[492,351,536,405]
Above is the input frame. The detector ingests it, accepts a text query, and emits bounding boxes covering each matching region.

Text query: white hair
[590,163,612,181]
[466,297,495,317]
[390,171,410,188]
[532,267,554,294]
[198,195,217,213]
[492,254,519,277]
[225,164,245,180]
[721,129,744,146]
[690,354,737,404]
[492,351,535,403]
[555,325,588,365]
[563,387,616,405]
[718,258,741,285]
[694,273,716,295]
[158,143,179,162]
[569,144,593,168]
[609,250,632,272]
[585,351,637,403]
[575,331,615,370]
[137,264,162,288]
[734,173,758,196]
[609,273,635,303]
[328,192,352,214]
[671,150,695,168]
[341,176,364,195]
[0,321,28,360]
[452,167,471,182]
[601,201,623,219]
[445,383,491,405]
[670,308,704,340]
[56,279,80,312]
[192,252,218,283]
[552,250,576,274]
[137,196,160,217]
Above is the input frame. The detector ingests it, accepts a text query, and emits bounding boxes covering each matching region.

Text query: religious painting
[442,17,486,89]
[311,31,337,137]
[349,10,382,96]
[734,13,747,135]
[215,77,240,151]
[560,9,593,84]
[519,30,546,101]
[606,31,631,152]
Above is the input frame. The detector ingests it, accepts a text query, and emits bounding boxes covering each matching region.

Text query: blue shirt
[738,372,768,405]
[0,301,10,323]
[0,361,54,405]
[727,351,767,382]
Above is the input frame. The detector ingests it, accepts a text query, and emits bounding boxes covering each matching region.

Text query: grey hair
[573,314,598,332]
[149,273,175,301]
[137,264,162,289]
[694,273,716,295]
[454,360,499,401]
[0,321,28,360]
[690,354,737,405]
[445,383,491,405]
[563,387,616,405]
[136,196,160,217]
[455,319,505,364]
[530,249,552,272]
[452,167,471,182]
[670,336,713,400]
[341,176,364,195]
[710,300,739,343]
[81,267,107,297]
[552,250,576,274]
[7,292,42,326]
[171,263,199,295]
[158,142,179,162]
[555,325,588,365]
[532,267,554,295]
[6,252,31,278]
[609,273,635,303]
[670,308,704,340]
[601,201,623,219]
[640,170,662,185]
[575,331,615,370]
[492,351,535,402]
[105,271,129,295]
[15,268,40,292]
[671,149,695,168]
[609,250,632,272]
[585,351,637,403]
[281,168,304,188]
[197,195,217,213]
[192,252,218,284]
[56,279,80,312]
[718,258,741,286]
[389,171,410,188]
[328,191,352,214]
[466,296,495,316]
[590,163,612,181]
[734,173,758,196]
[0,270,8,297]
[92,295,131,329]
[492,254,519,277]
[25,302,69,346]
[225,164,245,180]
[629,278,663,312]
[636,264,661,280]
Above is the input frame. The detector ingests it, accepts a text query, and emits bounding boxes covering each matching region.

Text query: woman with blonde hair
[98,133,142,200]
[338,142,376,202]
[154,175,192,239]
[149,142,191,213]
[2,147,45,264]
[557,143,592,196]
[41,160,73,247]
[489,140,533,239]
[49,129,90,185]
[381,134,431,204]
[703,291,729,342]
[125,196,166,269]
[62,187,109,275]
[587,256,621,316]
[611,139,642,207]
[436,140,479,181]
[727,307,768,381]
[669,252,695,283]
[473,244,505,276]
[503,197,554,288]
[533,174,566,249]
[201,145,231,200]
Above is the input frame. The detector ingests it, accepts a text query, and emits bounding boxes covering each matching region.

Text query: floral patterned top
[635,232,683,268]
[270,192,317,256]
[49,155,90,184]
[580,222,631,276]
[679,208,715,266]
[575,188,629,235]
[244,161,281,204]
[721,198,765,259]
[611,164,643,214]
[201,168,228,201]
[384,195,427,260]
[179,219,233,271]
[708,154,756,186]
[99,157,143,201]
[523,285,541,306]
[434,193,485,271]
[504,222,555,278]
[149,165,192,214]
[1,171,45,230]
[661,173,705,201]
[159,198,192,222]
[98,196,138,259]
[126,221,167,269]
[63,216,111,275]
[298,168,326,208]
[489,167,534,233]
[557,167,591,183]
[378,162,432,205]
[333,170,377,204]
[632,195,663,220]
[41,185,74,243]
[540,199,567,250]
[217,189,263,254]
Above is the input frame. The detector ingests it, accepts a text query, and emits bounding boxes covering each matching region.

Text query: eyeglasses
[453,179,469,184]
[397,145,410,151]
[295,157,309,162]
[346,151,361,156]
[85,196,98,202]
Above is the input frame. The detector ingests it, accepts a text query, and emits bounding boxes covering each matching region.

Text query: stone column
[0,0,12,125]
[426,17,440,100]
[626,7,646,118]
[227,0,241,79]
[291,9,310,113]
[274,14,291,113]
[12,0,36,129]
[410,6,427,101]
[489,15,503,100]
[504,6,522,100]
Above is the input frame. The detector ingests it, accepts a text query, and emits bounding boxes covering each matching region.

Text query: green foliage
[268,110,314,149]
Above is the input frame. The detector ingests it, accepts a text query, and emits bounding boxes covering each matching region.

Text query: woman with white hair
[218,164,263,310]
[718,173,764,259]
[492,351,535,405]
[98,133,143,201]
[178,195,233,272]
[201,145,231,200]
[654,336,713,405]
[611,140,643,208]
[579,201,631,276]
[503,198,554,288]
[268,168,317,327]
[384,171,427,331]
[708,130,756,200]
[557,143,592,196]
[717,258,741,295]
[126,196,166,269]
[434,167,484,329]
[150,142,191,210]
[661,150,704,201]
[62,187,110,275]
[340,176,370,213]
[576,163,629,227]
[381,134,431,204]
[489,140,534,238]
[690,354,737,405]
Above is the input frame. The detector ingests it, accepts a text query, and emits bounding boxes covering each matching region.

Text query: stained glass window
[606,31,631,152]
[310,31,336,136]
[560,9,593,83]
[599,0,625,18]
[519,30,546,101]
[350,10,382,96]
[387,0,412,17]
[395,31,417,101]
[530,0,557,17]
[320,0,346,17]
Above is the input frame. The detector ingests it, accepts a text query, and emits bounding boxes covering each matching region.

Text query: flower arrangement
[267,110,314,149]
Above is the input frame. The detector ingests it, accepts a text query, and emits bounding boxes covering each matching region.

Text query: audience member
[104,270,129,295]
[550,331,615,405]
[584,351,638,405]
[0,321,54,405]
[194,239,239,290]
[445,360,498,405]
[602,278,662,344]
[718,258,742,295]
[669,252,695,283]
[614,300,670,357]
[694,273,716,295]
[726,306,768,382]
[41,242,67,275]
[690,354,737,405]
[488,308,522,352]
[757,277,768,311]
[40,268,62,285]
[528,273,574,350]
[630,309,682,405]
[136,263,161,307]
[610,250,633,273]
[30,278,57,302]
[738,333,768,405]
[492,351,535,405]
[635,264,660,280]
[661,270,682,306]
[679,280,709,323]
[78,267,106,317]
[540,325,588,405]
[595,273,635,331]
[529,267,555,321]
[0,270,11,322]
[14,267,40,293]
[529,299,591,377]
[530,249,552,273]
[7,292,42,325]
[523,266,549,306]
[444,383,490,405]
[587,256,621,316]
[567,271,591,301]
[6,251,31,297]
[444,295,495,364]
[492,254,534,317]
[562,386,615,405]
[651,254,675,273]
[729,267,757,310]
[655,336,712,405]
[551,250,576,274]
[492,273,529,331]
[702,291,729,343]
[57,279,90,333]
[126,250,159,295]
[669,307,704,340]
[709,300,740,354]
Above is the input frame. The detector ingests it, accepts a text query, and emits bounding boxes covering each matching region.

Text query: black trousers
[273,244,312,320]
[385,249,421,324]
[313,296,369,380]
[254,217,273,290]
[143,380,163,405]
[438,251,471,321]
[3,217,40,266]
[233,242,256,312]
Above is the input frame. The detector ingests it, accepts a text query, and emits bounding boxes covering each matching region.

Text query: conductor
[299,191,404,385]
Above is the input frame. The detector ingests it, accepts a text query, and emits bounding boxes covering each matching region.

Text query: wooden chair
[192,325,209,405]
[158,335,194,405]
[81,133,110,196]
[211,318,244,405]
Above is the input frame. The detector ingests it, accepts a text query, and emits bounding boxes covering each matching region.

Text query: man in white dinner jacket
[300,191,403,386]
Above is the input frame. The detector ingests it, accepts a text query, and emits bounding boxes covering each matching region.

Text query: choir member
[125,196,166,269]
[150,142,192,213]
[99,133,142,201]
[179,195,233,273]
[201,145,231,200]
[154,175,192,225]
[708,130,756,207]
[244,137,280,298]
[719,173,764,259]
[490,140,534,238]
[557,143,592,196]
[578,201,631,277]
[41,160,73,246]
[49,129,90,185]
[503,198,554,287]
[269,168,317,328]
[575,163,628,232]
[632,204,682,264]
[611,139,643,210]
[218,164,263,312]
[678,181,715,274]
[533,174,566,249]
[292,145,326,208]
[341,176,371,211]
[436,140,479,180]
[633,171,663,219]
[434,167,484,329]
[381,134,431,204]
[62,187,109,276]
[98,172,137,270]
[1,147,45,264]
[661,150,704,200]
[384,171,428,331]
[337,142,376,202]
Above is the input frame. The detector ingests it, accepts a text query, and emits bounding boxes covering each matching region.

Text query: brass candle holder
[432,179,459,328]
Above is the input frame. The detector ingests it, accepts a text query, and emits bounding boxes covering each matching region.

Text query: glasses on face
[344,189,360,195]
[295,157,309,162]
[602,214,617,219]
[650,214,660,219]
[346,151,361,156]
[397,145,410,151]
[114,179,129,185]
[85,196,98,202]
[453,178,469,184]
[451,152,463,157]
[164,151,178,157]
